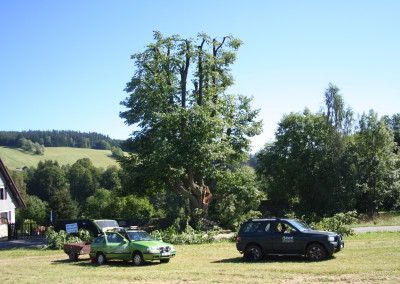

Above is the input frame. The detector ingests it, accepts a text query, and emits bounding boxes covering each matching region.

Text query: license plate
[161,252,170,256]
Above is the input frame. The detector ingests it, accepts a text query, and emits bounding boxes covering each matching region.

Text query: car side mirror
[310,226,315,230]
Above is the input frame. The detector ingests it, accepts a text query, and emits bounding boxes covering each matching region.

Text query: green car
[89,227,176,266]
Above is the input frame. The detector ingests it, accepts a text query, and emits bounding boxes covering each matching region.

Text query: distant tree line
[0,130,123,150]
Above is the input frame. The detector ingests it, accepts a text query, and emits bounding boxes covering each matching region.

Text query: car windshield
[289,220,312,231]
[94,220,119,229]
[127,231,156,241]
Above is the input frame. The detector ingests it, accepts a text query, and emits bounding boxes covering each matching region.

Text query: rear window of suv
[242,222,271,233]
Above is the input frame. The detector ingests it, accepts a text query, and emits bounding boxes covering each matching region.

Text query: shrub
[45,228,93,249]
[157,222,222,245]
[312,211,357,236]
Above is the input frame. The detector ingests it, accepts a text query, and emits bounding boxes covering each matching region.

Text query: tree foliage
[120,31,262,218]
[67,158,101,204]
[351,110,400,215]
[257,84,400,218]
[16,195,48,225]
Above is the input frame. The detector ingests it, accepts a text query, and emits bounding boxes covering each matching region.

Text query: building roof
[0,158,26,208]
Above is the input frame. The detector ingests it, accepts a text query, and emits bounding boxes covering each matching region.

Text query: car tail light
[236,235,241,242]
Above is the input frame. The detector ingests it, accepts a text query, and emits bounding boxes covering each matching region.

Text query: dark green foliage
[49,188,79,220]
[67,158,101,204]
[26,160,69,202]
[257,109,355,217]
[383,113,400,148]
[351,111,400,215]
[16,195,48,225]
[101,165,122,191]
[209,166,263,230]
[120,31,262,221]
[85,188,154,222]
[257,84,399,218]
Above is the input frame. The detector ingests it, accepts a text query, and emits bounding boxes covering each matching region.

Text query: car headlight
[147,247,160,253]
[328,236,335,242]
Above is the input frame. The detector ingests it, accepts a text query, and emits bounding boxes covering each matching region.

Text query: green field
[0,146,119,169]
[0,231,399,283]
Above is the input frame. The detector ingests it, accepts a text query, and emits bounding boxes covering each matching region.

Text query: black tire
[96,252,107,265]
[244,245,264,262]
[160,259,170,264]
[132,252,144,266]
[68,251,78,262]
[306,243,327,261]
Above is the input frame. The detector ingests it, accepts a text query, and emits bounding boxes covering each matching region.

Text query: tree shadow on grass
[51,258,163,267]
[212,255,314,264]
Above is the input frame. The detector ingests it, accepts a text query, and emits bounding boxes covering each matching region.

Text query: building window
[0,212,8,224]
[0,188,6,200]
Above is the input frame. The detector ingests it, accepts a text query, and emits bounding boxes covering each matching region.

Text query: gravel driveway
[352,226,400,233]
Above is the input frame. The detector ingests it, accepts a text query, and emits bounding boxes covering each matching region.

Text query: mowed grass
[0,146,119,169]
[1,231,399,283]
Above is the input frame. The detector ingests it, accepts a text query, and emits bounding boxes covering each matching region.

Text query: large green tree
[120,32,262,217]
[67,158,101,204]
[257,84,356,217]
[351,110,400,215]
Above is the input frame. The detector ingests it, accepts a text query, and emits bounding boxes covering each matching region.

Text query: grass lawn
[0,146,119,169]
[1,231,399,283]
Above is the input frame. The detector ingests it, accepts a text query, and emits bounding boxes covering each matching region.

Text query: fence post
[8,223,17,240]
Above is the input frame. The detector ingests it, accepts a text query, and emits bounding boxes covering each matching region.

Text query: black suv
[236,218,344,261]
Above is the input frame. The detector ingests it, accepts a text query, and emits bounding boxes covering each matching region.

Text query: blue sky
[1,0,399,152]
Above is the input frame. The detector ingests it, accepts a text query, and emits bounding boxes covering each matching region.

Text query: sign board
[65,223,78,233]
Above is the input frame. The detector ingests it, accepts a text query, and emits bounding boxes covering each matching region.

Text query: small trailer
[63,242,92,261]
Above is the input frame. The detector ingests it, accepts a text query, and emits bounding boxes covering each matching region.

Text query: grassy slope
[0,146,119,169]
[0,231,399,283]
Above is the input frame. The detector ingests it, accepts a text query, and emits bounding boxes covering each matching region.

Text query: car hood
[133,240,175,248]
[301,230,338,236]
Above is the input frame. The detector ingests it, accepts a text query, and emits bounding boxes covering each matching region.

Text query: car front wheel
[132,252,144,266]
[306,243,327,261]
[244,245,264,262]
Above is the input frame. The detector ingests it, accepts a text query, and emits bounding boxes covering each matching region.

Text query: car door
[257,222,276,253]
[270,221,303,254]
[105,232,130,260]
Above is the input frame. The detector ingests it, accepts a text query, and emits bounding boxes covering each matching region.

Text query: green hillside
[0,146,120,169]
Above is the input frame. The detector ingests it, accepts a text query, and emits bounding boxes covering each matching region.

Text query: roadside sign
[65,223,78,233]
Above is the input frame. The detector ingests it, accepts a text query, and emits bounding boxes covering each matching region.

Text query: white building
[0,158,26,238]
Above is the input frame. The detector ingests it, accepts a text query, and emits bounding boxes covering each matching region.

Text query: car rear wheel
[96,252,107,265]
[306,243,327,261]
[132,252,144,266]
[244,245,264,262]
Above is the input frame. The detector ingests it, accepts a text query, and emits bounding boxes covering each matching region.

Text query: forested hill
[0,130,123,150]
